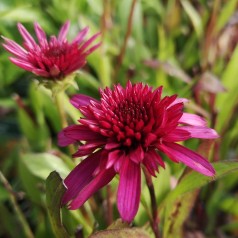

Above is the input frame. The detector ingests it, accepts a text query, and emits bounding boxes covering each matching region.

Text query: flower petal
[72,141,105,158]
[169,98,189,107]
[72,27,89,44]
[58,130,76,147]
[60,125,104,143]
[58,20,70,42]
[69,167,115,209]
[17,23,37,49]
[163,128,191,142]
[117,159,141,222]
[70,94,98,108]
[32,69,50,77]
[181,126,219,139]
[179,113,207,126]
[34,22,48,47]
[107,150,124,169]
[62,150,102,205]
[78,32,101,53]
[2,37,28,59]
[9,57,34,71]
[144,150,165,169]
[159,142,215,176]
[128,145,144,164]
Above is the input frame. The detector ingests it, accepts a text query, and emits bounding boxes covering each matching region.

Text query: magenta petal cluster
[2,21,100,79]
[58,81,218,222]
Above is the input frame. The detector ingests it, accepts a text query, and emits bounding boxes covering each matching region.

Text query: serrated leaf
[46,171,69,238]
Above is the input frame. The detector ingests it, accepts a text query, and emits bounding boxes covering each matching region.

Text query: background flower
[2,21,101,80]
[59,81,218,222]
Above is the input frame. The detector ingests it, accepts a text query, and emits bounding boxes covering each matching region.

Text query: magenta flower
[2,21,100,79]
[58,81,218,222]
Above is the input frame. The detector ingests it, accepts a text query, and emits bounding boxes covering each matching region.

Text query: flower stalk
[143,167,160,238]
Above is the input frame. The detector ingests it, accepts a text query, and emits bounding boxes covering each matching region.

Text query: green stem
[143,168,160,238]
[55,91,68,129]
[114,0,137,81]
[0,171,34,238]
[55,91,75,155]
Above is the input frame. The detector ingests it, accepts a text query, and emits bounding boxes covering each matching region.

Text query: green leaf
[181,0,203,38]
[18,157,44,204]
[162,191,198,238]
[215,0,238,32]
[0,5,46,23]
[46,171,69,238]
[21,153,70,180]
[216,45,238,132]
[160,160,238,209]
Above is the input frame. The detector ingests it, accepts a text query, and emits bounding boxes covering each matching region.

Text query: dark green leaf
[46,171,69,238]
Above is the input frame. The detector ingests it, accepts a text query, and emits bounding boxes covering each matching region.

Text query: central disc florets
[112,99,148,147]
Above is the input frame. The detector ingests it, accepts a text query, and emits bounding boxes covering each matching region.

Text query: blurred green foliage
[1,0,238,237]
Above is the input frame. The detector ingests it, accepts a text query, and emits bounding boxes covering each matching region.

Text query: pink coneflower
[2,21,100,79]
[58,81,218,222]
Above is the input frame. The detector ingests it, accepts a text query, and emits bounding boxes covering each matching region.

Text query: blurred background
[1,0,238,237]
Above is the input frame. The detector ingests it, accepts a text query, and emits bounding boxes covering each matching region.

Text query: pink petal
[69,167,115,209]
[2,37,28,59]
[105,142,120,150]
[72,27,89,44]
[179,113,207,126]
[169,98,189,108]
[159,142,215,176]
[9,57,34,71]
[84,42,101,55]
[17,23,37,49]
[181,126,219,139]
[72,141,106,158]
[61,125,104,142]
[144,150,165,169]
[143,151,160,177]
[34,22,48,47]
[70,94,98,108]
[78,32,101,53]
[163,128,191,142]
[144,133,157,147]
[106,150,124,169]
[117,159,141,222]
[72,146,97,157]
[58,130,76,147]
[128,145,144,164]
[32,69,50,77]
[62,150,102,205]
[58,20,70,42]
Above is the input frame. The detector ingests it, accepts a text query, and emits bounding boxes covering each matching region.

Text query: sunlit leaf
[21,153,70,180]
[160,160,238,209]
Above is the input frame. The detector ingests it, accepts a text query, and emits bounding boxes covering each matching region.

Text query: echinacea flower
[2,21,100,79]
[58,81,218,222]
